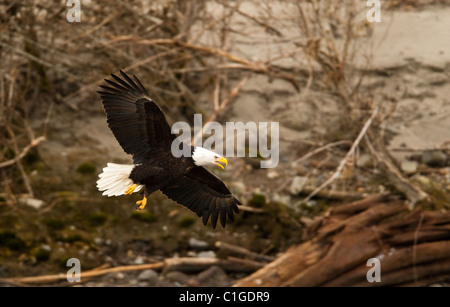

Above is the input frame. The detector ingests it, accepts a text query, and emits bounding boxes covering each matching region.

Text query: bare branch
[192,75,250,145]
[293,140,352,165]
[302,107,380,203]
[365,135,429,206]
[0,136,46,169]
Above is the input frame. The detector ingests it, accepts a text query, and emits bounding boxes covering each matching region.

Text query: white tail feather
[97,163,144,197]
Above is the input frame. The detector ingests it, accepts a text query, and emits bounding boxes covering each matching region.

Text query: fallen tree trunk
[234,194,450,286]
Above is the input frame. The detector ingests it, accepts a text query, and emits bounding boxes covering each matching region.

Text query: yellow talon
[125,184,137,195]
[136,197,147,211]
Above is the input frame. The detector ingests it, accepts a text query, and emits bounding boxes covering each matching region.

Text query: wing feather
[160,166,241,228]
[98,70,175,164]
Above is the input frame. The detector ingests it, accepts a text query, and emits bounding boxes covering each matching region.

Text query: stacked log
[234,194,450,286]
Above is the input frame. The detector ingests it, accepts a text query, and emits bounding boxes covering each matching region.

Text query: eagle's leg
[136,196,148,211]
[125,183,137,195]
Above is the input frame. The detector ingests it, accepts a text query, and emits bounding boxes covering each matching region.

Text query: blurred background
[1,0,450,286]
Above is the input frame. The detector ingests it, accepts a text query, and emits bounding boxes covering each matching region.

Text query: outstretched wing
[160,166,241,229]
[97,70,175,164]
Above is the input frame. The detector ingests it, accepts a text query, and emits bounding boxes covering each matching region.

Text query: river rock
[289,176,307,195]
[22,198,45,209]
[137,269,159,285]
[188,237,209,249]
[422,150,448,167]
[400,160,418,174]
[196,266,231,287]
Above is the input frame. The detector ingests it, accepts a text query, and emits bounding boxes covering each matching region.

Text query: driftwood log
[234,194,450,287]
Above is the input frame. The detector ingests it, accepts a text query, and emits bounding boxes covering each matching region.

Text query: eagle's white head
[192,147,228,170]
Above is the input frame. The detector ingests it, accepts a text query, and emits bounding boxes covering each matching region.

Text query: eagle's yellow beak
[214,157,228,170]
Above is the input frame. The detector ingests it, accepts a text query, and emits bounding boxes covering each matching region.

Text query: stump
[234,194,450,286]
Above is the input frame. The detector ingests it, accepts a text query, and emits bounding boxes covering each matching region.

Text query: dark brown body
[129,148,196,197]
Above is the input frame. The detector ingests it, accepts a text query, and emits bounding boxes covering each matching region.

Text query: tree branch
[0,136,46,169]
[302,107,379,203]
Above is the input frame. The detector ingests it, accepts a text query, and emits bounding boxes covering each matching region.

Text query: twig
[365,135,429,206]
[112,0,163,25]
[110,36,299,89]
[192,75,250,145]
[1,255,265,285]
[163,257,263,273]
[216,0,283,37]
[213,73,221,111]
[302,107,380,203]
[0,136,46,168]
[0,42,78,81]
[63,50,175,109]
[0,262,164,285]
[263,46,305,65]
[215,241,275,262]
[2,125,45,198]
[117,37,257,67]
[238,205,265,213]
[67,12,120,42]
[293,140,352,165]
[205,75,250,124]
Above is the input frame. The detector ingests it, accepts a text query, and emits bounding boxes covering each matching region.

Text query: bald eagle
[96,71,241,228]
